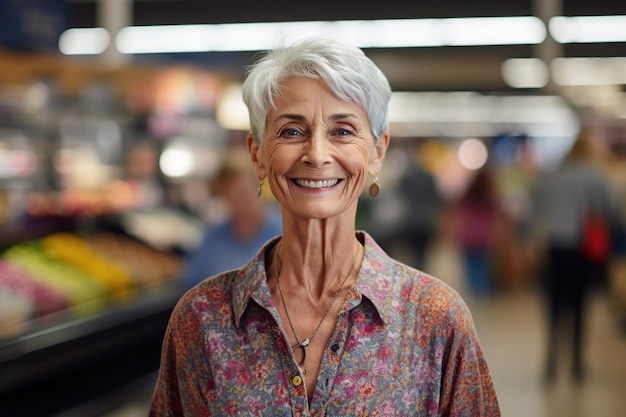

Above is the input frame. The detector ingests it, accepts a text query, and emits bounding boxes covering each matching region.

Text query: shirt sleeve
[149,296,213,417]
[438,295,501,416]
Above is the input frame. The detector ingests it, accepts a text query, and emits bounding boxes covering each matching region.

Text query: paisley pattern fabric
[150,232,500,416]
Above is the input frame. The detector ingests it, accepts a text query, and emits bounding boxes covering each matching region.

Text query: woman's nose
[302,132,332,167]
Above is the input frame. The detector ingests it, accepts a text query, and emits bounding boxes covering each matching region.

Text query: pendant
[369,181,380,197]
[292,338,310,371]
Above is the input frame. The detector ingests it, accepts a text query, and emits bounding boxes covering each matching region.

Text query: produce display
[41,232,135,302]
[0,231,181,339]
[0,287,33,338]
[0,260,68,316]
[83,232,182,290]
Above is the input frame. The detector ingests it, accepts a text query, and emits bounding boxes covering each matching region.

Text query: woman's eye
[280,128,301,138]
[334,128,354,137]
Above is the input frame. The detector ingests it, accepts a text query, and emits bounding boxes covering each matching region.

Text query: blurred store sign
[0,0,70,53]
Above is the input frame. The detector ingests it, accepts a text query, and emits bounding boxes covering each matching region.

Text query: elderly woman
[150,36,500,416]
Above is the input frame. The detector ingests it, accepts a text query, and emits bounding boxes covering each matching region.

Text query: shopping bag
[582,212,610,263]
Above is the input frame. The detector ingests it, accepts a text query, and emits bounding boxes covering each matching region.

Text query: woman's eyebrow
[272,113,306,123]
[272,113,360,124]
[330,113,359,121]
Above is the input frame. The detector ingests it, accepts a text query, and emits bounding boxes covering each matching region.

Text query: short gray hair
[241,36,392,143]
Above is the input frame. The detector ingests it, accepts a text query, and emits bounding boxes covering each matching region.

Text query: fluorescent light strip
[551,57,626,86]
[59,27,110,55]
[501,58,550,88]
[550,15,626,43]
[441,17,545,46]
[59,17,546,55]
[387,92,579,138]
[116,17,545,54]
[60,15,626,55]
[501,57,626,88]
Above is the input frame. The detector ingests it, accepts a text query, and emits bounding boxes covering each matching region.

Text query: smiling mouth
[293,178,340,189]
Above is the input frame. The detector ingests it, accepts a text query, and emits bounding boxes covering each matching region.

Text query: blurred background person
[123,140,166,210]
[529,128,617,382]
[449,164,506,297]
[393,140,442,270]
[492,135,541,290]
[181,148,282,290]
[602,135,626,333]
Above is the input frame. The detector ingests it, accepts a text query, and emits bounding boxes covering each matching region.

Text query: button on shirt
[150,232,500,416]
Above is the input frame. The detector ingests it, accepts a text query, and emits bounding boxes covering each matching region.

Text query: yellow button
[292,375,303,386]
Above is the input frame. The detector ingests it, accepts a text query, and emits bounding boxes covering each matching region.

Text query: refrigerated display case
[0,80,188,416]
[0,225,184,415]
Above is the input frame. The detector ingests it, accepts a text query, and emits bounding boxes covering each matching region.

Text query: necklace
[275,241,360,375]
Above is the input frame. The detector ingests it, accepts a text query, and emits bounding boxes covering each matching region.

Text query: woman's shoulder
[372,252,466,309]
[378,260,475,338]
[175,269,241,316]
[401,262,464,304]
[362,232,462,297]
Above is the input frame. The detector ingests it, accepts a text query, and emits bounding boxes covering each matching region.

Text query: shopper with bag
[530,129,617,382]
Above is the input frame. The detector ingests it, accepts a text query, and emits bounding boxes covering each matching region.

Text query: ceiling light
[117,25,213,53]
[501,58,550,88]
[550,15,626,43]
[552,57,626,86]
[458,138,488,170]
[388,92,579,138]
[442,17,545,46]
[68,17,547,55]
[58,27,110,55]
[59,15,625,56]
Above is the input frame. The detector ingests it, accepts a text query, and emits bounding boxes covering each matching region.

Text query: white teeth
[294,179,339,189]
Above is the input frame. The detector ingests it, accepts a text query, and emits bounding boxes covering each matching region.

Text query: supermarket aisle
[97,242,626,417]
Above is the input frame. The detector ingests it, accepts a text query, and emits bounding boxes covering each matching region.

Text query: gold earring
[369,175,380,197]
[257,179,264,198]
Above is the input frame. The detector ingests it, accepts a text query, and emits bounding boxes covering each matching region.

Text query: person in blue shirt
[181,148,282,290]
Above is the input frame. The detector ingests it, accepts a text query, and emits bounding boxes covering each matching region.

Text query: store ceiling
[67,0,625,95]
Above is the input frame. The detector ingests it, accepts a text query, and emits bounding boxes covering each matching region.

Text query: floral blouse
[150,232,500,416]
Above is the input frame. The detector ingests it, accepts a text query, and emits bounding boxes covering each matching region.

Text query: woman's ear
[247,133,266,179]
[368,131,390,176]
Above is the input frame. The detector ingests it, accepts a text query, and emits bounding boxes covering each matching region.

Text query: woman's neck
[273,221,360,299]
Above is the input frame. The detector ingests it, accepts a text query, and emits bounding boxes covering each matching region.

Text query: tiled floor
[98,242,626,417]
[470,289,626,417]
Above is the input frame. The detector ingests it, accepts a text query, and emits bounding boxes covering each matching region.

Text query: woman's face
[248,77,388,220]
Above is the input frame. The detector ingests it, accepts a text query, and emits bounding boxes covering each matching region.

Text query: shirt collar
[232,236,280,327]
[232,232,395,328]
[353,231,397,326]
